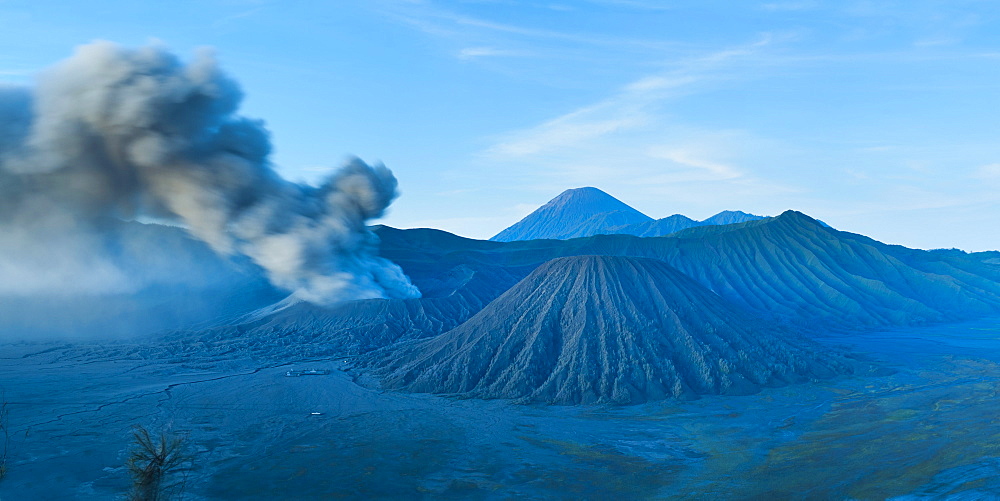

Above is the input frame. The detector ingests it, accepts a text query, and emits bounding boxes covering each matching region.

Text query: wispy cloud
[374,0,689,63]
[466,36,808,218]
[647,147,743,181]
[973,163,1000,180]
[487,103,652,157]
[457,46,525,60]
[913,38,959,48]
[212,6,266,28]
[485,38,772,159]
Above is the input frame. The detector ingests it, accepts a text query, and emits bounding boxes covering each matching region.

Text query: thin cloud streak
[974,163,1000,180]
[457,46,526,59]
[647,147,743,181]
[484,37,774,159]
[374,0,695,58]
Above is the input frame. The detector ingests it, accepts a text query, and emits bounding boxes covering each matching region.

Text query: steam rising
[0,42,420,304]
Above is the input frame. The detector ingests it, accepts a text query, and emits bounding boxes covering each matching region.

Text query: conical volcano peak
[548,187,632,207]
[490,188,652,242]
[491,187,768,241]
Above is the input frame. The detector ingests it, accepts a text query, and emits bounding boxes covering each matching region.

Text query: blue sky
[2,0,1000,250]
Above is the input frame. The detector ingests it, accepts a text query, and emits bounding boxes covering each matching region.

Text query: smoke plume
[0,41,420,304]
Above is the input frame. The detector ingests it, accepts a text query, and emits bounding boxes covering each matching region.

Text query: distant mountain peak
[533,187,629,208]
[490,187,651,242]
[773,209,821,226]
[491,186,768,242]
[557,186,611,197]
[702,210,763,226]
[783,209,823,219]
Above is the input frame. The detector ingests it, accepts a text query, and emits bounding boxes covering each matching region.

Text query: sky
[1,1,999,251]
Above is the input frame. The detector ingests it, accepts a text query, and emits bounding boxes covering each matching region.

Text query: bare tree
[126,425,191,501]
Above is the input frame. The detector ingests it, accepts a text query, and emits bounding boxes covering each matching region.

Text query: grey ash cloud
[0,41,419,303]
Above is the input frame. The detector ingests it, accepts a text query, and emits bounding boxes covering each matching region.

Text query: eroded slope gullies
[656,211,1000,329]
[365,255,861,405]
[384,212,1000,331]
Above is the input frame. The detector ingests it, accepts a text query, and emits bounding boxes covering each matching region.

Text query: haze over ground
[2,1,999,250]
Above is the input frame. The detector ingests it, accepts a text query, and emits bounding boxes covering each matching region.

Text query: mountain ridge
[148,210,1000,389]
[490,187,764,241]
[382,210,1000,330]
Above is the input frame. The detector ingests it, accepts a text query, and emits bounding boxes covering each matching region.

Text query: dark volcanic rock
[367,255,856,405]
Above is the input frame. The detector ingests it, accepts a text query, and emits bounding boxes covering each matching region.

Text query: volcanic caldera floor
[2,319,1000,499]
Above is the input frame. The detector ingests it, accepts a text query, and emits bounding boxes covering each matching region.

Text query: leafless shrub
[126,425,191,501]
